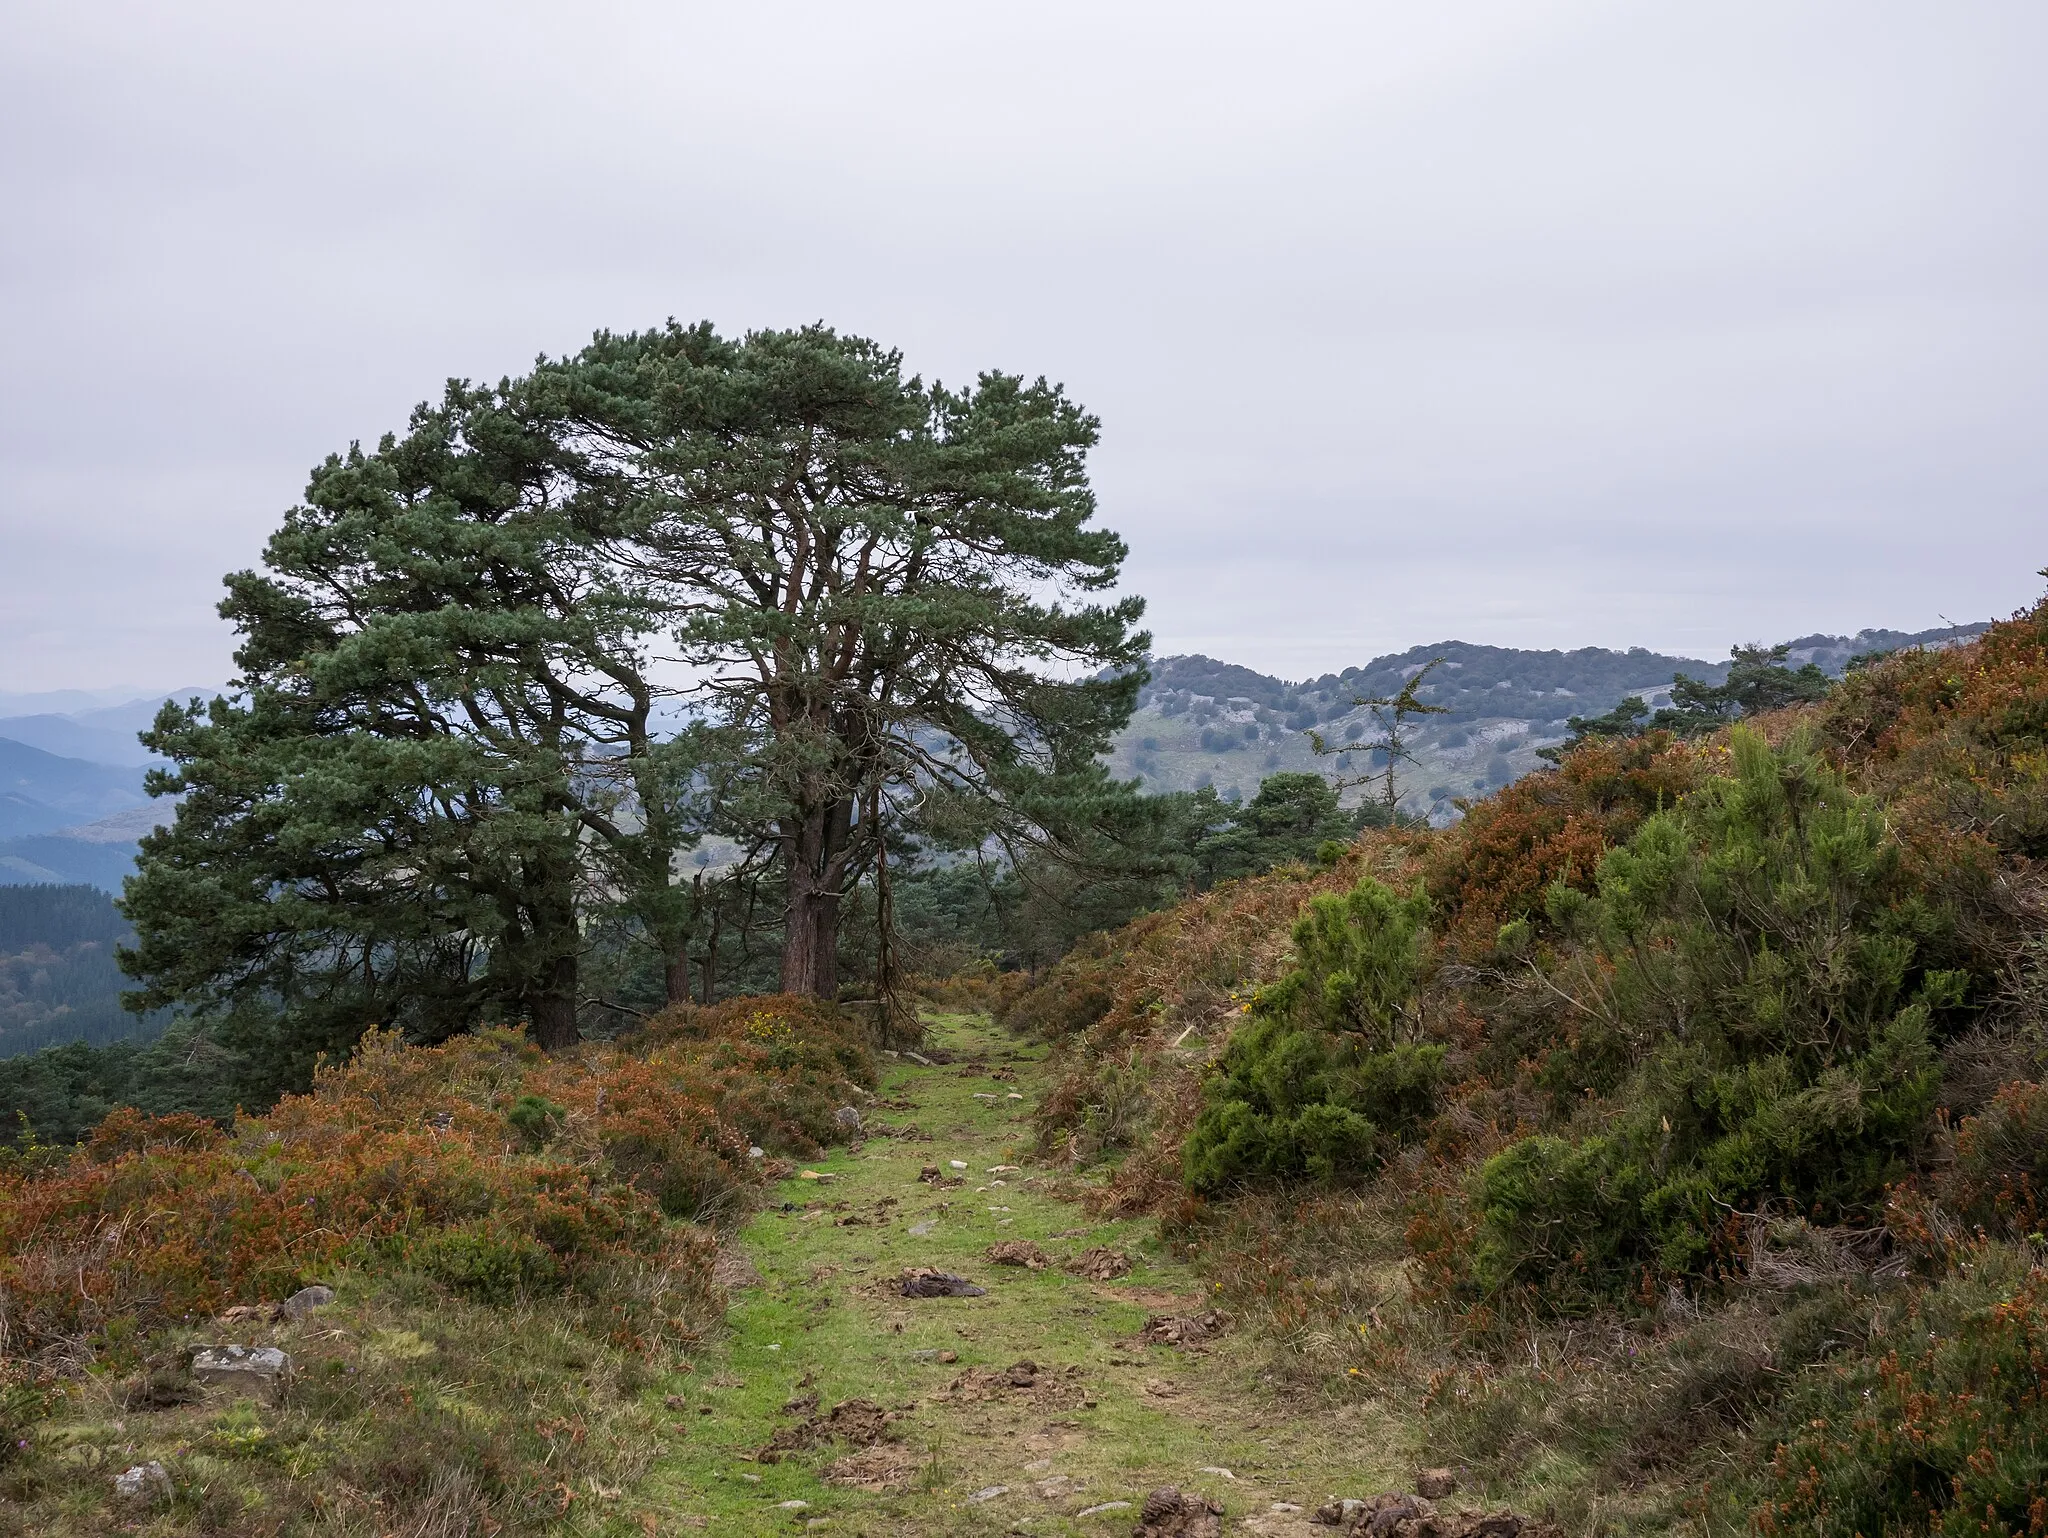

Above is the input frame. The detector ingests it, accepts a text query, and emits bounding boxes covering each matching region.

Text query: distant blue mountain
[0,833,149,893]
[0,739,150,838]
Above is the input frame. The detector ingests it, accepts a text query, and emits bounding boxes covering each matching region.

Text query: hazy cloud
[4,1,2043,687]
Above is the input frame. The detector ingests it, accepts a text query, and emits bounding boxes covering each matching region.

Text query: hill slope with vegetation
[1111,624,1987,814]
[1005,589,2048,1535]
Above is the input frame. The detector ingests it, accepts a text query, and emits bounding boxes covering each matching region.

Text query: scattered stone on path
[834,1105,863,1131]
[969,1485,1010,1503]
[278,1284,335,1321]
[1139,1310,1229,1348]
[1133,1486,1224,1538]
[1416,1468,1458,1499]
[776,1498,810,1510]
[112,1462,172,1502]
[949,1159,969,1169]
[986,1164,1021,1173]
[908,1220,937,1236]
[1065,1246,1133,1281]
[986,1239,1050,1269]
[904,1051,933,1065]
[1077,1502,1133,1518]
[190,1344,291,1401]
[900,1268,986,1298]
[1196,1466,1237,1480]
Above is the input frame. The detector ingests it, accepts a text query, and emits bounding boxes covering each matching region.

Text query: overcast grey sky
[3,2,2043,692]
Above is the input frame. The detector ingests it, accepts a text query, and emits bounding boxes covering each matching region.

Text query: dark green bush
[410,1220,564,1302]
[1472,730,1964,1302]
[505,1093,566,1149]
[1185,877,1442,1192]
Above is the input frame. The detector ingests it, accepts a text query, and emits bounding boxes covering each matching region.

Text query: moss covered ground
[640,1011,1412,1535]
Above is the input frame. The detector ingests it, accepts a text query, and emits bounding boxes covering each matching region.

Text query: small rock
[1271,1504,1305,1514]
[112,1461,172,1502]
[939,1349,959,1363]
[949,1159,968,1169]
[905,1051,933,1065]
[1008,1092,1024,1100]
[278,1284,334,1321]
[750,1146,766,1158]
[834,1106,863,1131]
[909,1220,937,1237]
[798,1169,836,1182]
[190,1344,291,1401]
[969,1485,1010,1503]
[1416,1468,1457,1499]
[987,1164,1021,1173]
[1196,1465,1236,1480]
[1076,1501,1132,1518]
[776,1497,810,1509]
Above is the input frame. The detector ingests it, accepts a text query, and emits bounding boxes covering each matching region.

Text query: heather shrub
[1184,877,1443,1192]
[0,996,870,1359]
[1471,730,1963,1300]
[1752,1246,2048,1537]
[1937,1077,2048,1239]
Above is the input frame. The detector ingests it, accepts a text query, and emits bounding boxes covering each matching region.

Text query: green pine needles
[1472,727,1963,1304]
[1184,876,1443,1191]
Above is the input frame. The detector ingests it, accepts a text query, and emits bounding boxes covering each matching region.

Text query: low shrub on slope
[1013,582,2048,1536]
[0,993,871,1536]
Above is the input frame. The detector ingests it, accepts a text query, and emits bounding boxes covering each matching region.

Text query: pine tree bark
[779,796,852,997]
[529,952,581,1051]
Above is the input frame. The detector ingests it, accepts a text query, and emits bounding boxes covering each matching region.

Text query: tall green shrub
[1473,729,1962,1301]
[1185,878,1442,1191]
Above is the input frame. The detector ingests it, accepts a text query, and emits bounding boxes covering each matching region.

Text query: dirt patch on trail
[1307,1493,1562,1538]
[1094,1285,1192,1309]
[1135,1487,1225,1537]
[1140,1311,1230,1348]
[755,1397,895,1461]
[899,1267,987,1297]
[822,1443,919,1491]
[1064,1246,1132,1280]
[936,1359,1091,1410]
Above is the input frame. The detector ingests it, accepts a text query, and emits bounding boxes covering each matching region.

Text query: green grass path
[639,1013,1407,1535]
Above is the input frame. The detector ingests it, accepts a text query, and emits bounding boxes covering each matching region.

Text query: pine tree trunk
[779,797,851,997]
[664,943,690,1007]
[529,951,580,1051]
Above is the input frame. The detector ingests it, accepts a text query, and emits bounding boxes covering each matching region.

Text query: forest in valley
[2,321,2045,1538]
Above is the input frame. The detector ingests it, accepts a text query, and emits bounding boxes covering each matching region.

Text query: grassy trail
[641,1012,1409,1535]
